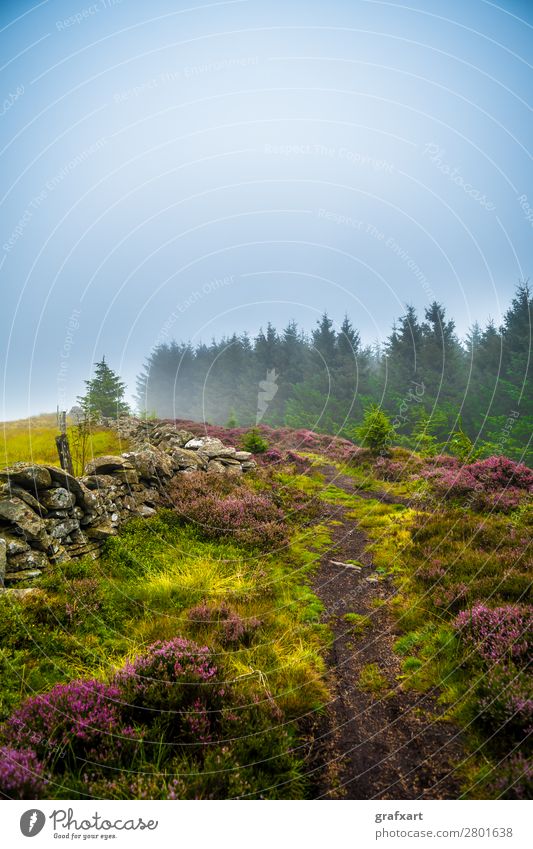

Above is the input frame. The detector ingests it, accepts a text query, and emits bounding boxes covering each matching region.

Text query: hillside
[0,420,531,800]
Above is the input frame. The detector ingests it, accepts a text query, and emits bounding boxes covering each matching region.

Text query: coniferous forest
[137,283,532,465]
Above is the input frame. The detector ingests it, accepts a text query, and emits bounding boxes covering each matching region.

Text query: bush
[241,427,269,454]
[171,473,287,549]
[188,602,262,646]
[3,680,135,768]
[261,449,283,464]
[354,405,395,455]
[454,604,532,664]
[477,665,532,743]
[422,455,533,511]
[0,746,47,799]
[114,637,222,742]
[488,753,533,799]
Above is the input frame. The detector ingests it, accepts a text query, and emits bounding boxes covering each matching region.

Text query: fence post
[55,409,74,475]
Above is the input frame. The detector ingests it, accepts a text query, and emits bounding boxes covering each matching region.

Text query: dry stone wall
[0,420,255,590]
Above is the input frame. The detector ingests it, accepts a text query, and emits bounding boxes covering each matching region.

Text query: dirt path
[306,464,464,800]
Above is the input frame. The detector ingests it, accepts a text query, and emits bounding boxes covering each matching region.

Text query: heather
[0,463,328,799]
[323,454,532,799]
[170,471,288,548]
[0,419,531,800]
[454,605,532,664]
[0,746,47,799]
[421,455,533,511]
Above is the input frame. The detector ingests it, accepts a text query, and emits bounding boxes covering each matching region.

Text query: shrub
[241,427,269,454]
[171,474,287,549]
[113,638,222,742]
[477,665,532,743]
[488,753,533,799]
[422,455,532,511]
[285,450,312,471]
[0,746,47,798]
[454,604,532,664]
[261,449,283,464]
[354,405,395,455]
[188,602,262,645]
[3,680,134,768]
[467,456,533,492]
[448,425,480,462]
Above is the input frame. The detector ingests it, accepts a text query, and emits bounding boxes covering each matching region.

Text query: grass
[0,413,127,474]
[283,447,532,798]
[0,494,331,798]
[358,662,389,696]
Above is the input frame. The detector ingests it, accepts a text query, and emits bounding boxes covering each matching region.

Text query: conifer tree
[78,357,130,418]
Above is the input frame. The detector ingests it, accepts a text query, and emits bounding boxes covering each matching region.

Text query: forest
[136,283,532,466]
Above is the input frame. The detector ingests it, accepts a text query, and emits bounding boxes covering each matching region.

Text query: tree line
[127,283,531,464]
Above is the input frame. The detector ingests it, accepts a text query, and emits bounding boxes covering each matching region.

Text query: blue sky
[1,0,532,417]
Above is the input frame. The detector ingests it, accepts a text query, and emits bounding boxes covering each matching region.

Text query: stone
[224,464,243,477]
[81,474,118,490]
[40,487,76,511]
[85,520,117,540]
[7,485,47,514]
[171,448,203,470]
[123,448,173,480]
[110,468,139,485]
[7,550,49,572]
[44,467,99,512]
[138,504,157,518]
[241,461,257,471]
[184,437,230,458]
[84,455,134,475]
[219,457,241,466]
[0,530,30,556]
[48,518,80,539]
[234,451,252,461]
[206,460,225,474]
[0,497,51,549]
[0,587,41,599]
[176,429,195,446]
[4,569,42,582]
[0,463,52,490]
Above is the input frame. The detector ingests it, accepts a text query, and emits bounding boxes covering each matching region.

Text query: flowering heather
[468,456,533,492]
[423,455,532,511]
[188,602,262,645]
[478,666,532,742]
[374,457,409,482]
[114,637,221,724]
[171,419,363,464]
[432,582,469,611]
[0,746,47,798]
[171,475,287,548]
[489,753,533,800]
[455,604,532,664]
[261,449,283,465]
[3,680,132,766]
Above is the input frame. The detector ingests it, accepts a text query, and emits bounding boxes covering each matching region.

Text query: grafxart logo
[20,809,46,837]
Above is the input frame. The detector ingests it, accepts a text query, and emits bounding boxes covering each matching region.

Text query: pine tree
[312,312,337,364]
[78,357,130,418]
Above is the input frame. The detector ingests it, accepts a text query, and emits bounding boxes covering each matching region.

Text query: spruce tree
[78,357,130,418]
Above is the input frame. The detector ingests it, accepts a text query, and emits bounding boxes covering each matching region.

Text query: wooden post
[55,409,74,475]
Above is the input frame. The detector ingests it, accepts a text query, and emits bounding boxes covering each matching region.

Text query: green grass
[1,413,127,474]
[358,662,389,696]
[0,499,331,798]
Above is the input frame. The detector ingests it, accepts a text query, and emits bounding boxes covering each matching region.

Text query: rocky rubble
[0,419,255,588]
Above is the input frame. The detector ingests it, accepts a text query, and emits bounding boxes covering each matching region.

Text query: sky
[0,0,532,418]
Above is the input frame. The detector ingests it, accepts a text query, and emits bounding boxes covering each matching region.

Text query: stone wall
[0,420,255,589]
